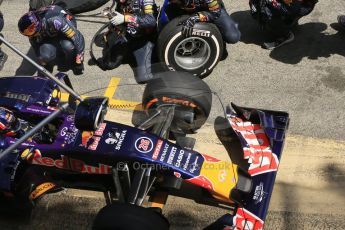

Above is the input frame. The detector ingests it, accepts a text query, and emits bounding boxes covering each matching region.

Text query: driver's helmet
[0,107,21,137]
[18,11,41,37]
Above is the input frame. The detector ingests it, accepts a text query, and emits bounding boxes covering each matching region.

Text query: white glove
[110,12,125,26]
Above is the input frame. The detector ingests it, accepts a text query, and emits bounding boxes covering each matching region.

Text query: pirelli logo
[29,182,56,200]
[192,29,211,38]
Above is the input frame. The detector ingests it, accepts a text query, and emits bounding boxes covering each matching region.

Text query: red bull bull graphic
[233,208,264,230]
[80,123,107,150]
[228,117,279,176]
[186,153,238,200]
[203,105,289,230]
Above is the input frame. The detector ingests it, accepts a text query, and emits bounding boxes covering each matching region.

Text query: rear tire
[157,15,224,78]
[92,203,169,230]
[142,71,212,134]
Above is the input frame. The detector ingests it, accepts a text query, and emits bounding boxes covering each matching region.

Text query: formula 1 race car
[0,37,289,230]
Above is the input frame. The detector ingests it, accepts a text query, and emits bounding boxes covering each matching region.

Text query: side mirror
[75,97,109,131]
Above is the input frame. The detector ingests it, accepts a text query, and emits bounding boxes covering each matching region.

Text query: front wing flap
[210,103,289,230]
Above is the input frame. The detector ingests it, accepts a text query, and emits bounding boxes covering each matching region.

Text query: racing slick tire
[92,203,169,230]
[157,15,224,78]
[142,71,212,134]
[0,193,33,220]
[30,0,110,14]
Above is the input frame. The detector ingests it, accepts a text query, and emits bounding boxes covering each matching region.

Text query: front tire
[157,16,224,78]
[92,203,169,230]
[142,71,212,134]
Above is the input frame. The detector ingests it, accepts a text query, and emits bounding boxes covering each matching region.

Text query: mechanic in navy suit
[249,0,318,49]
[98,0,157,84]
[18,5,85,75]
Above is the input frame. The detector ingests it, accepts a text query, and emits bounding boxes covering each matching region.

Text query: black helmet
[18,11,41,37]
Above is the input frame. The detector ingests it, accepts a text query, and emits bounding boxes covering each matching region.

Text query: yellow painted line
[60,93,87,102]
[59,77,141,111]
[108,99,142,110]
[104,77,120,99]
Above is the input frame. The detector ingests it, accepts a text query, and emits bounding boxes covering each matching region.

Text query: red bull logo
[31,155,112,174]
[229,118,279,176]
[233,208,264,230]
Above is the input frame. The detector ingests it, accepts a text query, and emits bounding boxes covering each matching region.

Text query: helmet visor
[23,23,38,36]
[19,12,40,37]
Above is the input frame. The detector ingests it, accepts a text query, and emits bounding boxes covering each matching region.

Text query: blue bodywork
[0,76,289,230]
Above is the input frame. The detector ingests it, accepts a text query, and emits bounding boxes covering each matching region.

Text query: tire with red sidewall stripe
[142,71,212,134]
[157,15,224,78]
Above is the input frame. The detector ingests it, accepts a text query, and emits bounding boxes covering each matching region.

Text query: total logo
[135,137,153,153]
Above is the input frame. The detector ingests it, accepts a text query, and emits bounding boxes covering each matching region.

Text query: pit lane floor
[0,0,345,229]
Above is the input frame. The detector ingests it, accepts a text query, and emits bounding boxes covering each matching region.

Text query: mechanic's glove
[110,12,125,26]
[180,16,198,37]
[73,62,84,75]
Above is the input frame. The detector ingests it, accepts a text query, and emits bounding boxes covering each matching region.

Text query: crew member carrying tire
[18,5,85,75]
[98,0,158,84]
[167,0,240,44]
[157,0,240,77]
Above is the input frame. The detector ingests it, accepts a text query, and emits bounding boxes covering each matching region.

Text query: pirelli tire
[157,15,224,78]
[142,71,212,134]
[92,203,169,230]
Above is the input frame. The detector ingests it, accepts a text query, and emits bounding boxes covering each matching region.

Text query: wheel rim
[174,37,211,71]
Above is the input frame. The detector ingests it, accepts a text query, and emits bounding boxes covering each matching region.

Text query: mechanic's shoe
[0,51,8,71]
[262,31,294,50]
[337,15,345,28]
[72,63,84,75]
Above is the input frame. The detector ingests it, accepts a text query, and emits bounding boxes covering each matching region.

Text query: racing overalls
[250,0,317,38]
[29,5,85,73]
[102,0,157,84]
[166,0,241,44]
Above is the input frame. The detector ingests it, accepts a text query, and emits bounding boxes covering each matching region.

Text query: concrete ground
[0,0,344,229]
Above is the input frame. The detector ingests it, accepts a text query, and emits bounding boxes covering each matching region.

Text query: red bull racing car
[0,38,289,230]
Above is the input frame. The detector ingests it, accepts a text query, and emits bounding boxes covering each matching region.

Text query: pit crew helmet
[18,11,41,37]
[0,107,21,136]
